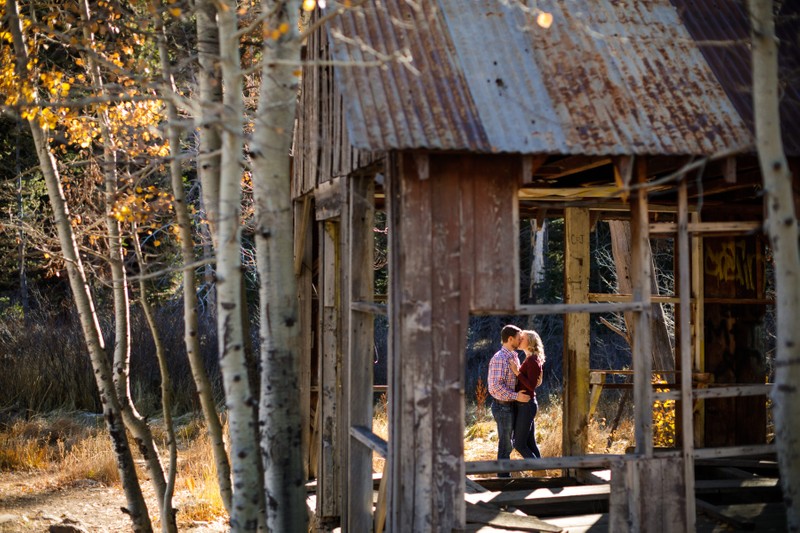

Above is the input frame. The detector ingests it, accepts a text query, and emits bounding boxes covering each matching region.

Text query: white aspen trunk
[749,1,800,529]
[75,2,172,527]
[151,0,233,513]
[5,2,152,530]
[195,0,222,301]
[132,226,178,533]
[216,1,264,529]
[196,0,222,238]
[251,3,306,530]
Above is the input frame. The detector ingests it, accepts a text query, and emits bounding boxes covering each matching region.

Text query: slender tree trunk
[153,0,233,513]
[216,1,264,529]
[196,0,222,308]
[75,2,172,527]
[133,227,178,533]
[749,1,800,529]
[15,120,29,313]
[5,2,152,530]
[251,2,307,530]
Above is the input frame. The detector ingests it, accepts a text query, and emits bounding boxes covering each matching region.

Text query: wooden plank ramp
[465,503,564,532]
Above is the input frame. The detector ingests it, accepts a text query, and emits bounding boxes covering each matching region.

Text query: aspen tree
[749,0,800,529]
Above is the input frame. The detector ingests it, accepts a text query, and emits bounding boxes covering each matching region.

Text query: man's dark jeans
[491,401,514,478]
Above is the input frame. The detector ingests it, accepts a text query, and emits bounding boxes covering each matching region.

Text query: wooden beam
[294,194,312,277]
[318,220,341,519]
[295,198,314,479]
[521,154,548,185]
[465,455,622,475]
[350,425,388,457]
[696,498,755,530]
[630,159,653,457]
[315,177,344,220]
[465,504,563,532]
[613,155,634,201]
[649,221,762,236]
[691,211,705,447]
[350,301,388,316]
[678,177,696,531]
[347,175,376,533]
[563,207,591,460]
[515,302,645,315]
[537,155,613,179]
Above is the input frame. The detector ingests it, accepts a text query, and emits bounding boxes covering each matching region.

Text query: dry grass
[0,413,228,528]
[174,421,227,525]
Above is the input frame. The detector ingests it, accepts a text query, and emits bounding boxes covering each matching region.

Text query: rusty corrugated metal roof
[670,0,800,157]
[326,0,754,156]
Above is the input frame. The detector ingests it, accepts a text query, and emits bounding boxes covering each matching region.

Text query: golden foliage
[652,374,676,448]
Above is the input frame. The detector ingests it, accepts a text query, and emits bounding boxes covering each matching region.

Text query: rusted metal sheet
[671,0,800,157]
[325,0,754,156]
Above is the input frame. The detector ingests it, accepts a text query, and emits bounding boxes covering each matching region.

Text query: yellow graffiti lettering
[704,241,755,290]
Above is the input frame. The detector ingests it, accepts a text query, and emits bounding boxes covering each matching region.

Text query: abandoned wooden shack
[291,1,799,531]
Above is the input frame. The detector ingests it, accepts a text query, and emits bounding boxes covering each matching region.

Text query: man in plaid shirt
[488,324,530,477]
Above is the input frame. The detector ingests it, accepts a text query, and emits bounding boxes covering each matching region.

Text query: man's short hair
[500,324,521,343]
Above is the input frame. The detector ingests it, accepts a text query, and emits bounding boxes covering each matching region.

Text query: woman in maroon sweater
[512,329,545,458]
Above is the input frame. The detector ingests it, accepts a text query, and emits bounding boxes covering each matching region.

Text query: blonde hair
[522,330,545,365]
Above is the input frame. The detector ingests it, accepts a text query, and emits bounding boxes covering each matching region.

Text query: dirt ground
[0,470,227,532]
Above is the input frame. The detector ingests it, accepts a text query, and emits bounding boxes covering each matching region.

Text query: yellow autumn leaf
[169,7,181,17]
[154,240,161,247]
[302,0,315,11]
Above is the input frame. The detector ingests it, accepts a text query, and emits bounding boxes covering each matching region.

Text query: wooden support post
[677,179,696,530]
[318,221,341,519]
[631,159,653,457]
[347,175,376,532]
[564,207,591,459]
[387,153,519,532]
[295,197,314,480]
[691,211,705,448]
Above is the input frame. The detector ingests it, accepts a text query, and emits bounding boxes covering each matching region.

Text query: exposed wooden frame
[318,220,341,519]
[631,159,654,457]
[563,207,591,459]
[678,176,697,531]
[346,175,376,532]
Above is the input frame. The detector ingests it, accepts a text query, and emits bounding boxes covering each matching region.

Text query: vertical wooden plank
[469,156,520,311]
[319,221,340,519]
[631,159,653,457]
[691,211,705,447]
[347,175,376,533]
[611,457,687,533]
[609,459,632,533]
[563,207,590,458]
[294,198,313,480]
[661,457,688,533]
[430,155,468,531]
[388,153,434,533]
[677,180,696,531]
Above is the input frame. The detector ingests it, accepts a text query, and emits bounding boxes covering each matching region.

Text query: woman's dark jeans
[513,399,541,459]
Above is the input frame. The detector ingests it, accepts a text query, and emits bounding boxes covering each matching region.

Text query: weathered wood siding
[703,234,768,446]
[388,153,520,532]
[293,18,378,199]
[610,457,687,533]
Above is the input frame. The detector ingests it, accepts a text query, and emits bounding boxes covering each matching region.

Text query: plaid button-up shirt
[488,346,521,402]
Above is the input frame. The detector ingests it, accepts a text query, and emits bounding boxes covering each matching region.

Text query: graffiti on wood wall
[704,240,756,292]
